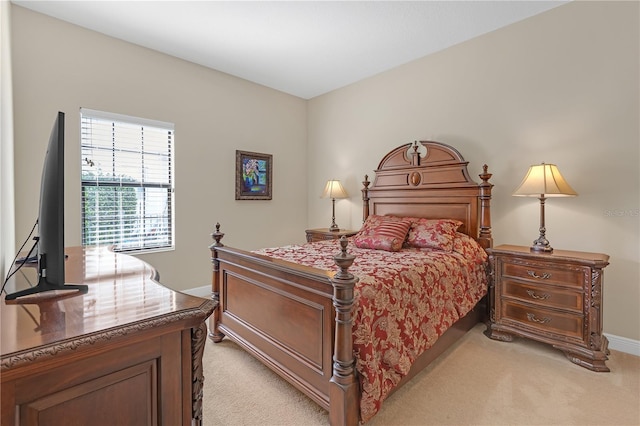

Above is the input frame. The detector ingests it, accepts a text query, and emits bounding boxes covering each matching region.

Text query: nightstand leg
[560,350,610,372]
[557,335,610,372]
[484,325,515,342]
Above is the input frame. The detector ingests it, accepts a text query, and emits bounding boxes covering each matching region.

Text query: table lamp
[513,163,577,252]
[322,180,348,231]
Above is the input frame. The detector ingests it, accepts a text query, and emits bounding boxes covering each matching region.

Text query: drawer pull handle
[527,270,551,280]
[526,313,551,324]
[526,290,551,300]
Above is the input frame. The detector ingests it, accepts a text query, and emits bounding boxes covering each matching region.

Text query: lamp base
[530,236,553,253]
[531,198,553,252]
[329,198,340,231]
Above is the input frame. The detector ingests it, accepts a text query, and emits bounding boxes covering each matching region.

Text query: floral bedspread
[253,235,488,422]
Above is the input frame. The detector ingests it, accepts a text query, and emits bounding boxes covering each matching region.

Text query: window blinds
[80,108,174,252]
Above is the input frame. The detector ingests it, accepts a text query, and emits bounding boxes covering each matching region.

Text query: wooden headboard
[362,141,493,248]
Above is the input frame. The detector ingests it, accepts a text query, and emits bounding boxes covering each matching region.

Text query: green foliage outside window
[82,172,138,247]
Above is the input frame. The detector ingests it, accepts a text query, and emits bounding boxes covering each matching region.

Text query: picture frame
[235,150,273,200]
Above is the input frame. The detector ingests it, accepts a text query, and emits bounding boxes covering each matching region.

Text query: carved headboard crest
[373,141,476,190]
[362,141,493,248]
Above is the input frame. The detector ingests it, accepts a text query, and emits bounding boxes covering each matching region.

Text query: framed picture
[235,150,273,200]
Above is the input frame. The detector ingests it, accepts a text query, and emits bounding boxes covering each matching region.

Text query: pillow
[355,214,408,239]
[405,218,462,251]
[452,232,488,264]
[354,219,412,252]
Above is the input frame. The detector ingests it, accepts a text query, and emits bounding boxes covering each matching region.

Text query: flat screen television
[5,111,87,300]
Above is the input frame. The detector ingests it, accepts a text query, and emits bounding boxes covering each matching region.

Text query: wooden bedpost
[362,175,370,224]
[209,223,226,343]
[478,165,493,249]
[329,237,359,426]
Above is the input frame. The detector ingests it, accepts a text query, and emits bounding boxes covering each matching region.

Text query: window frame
[80,108,175,254]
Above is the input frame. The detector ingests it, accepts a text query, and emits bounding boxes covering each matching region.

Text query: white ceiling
[13,1,567,99]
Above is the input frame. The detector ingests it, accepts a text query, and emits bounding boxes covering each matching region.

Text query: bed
[208,141,493,425]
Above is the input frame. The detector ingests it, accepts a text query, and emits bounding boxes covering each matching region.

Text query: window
[80,108,174,253]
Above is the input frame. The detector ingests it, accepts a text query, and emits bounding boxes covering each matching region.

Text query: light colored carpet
[202,324,640,425]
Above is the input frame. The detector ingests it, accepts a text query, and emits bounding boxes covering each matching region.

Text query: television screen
[5,112,87,300]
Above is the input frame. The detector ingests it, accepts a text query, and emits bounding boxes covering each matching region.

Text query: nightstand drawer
[502,260,585,289]
[501,301,584,341]
[502,280,583,313]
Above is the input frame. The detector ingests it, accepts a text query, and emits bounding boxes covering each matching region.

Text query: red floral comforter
[253,234,488,422]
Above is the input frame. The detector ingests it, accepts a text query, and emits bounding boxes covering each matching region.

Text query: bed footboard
[209,224,359,426]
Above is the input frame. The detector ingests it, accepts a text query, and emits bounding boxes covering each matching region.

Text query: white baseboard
[181,285,639,357]
[181,285,211,298]
[605,333,640,356]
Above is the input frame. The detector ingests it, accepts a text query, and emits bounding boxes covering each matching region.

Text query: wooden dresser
[1,246,215,425]
[305,228,358,243]
[485,244,610,372]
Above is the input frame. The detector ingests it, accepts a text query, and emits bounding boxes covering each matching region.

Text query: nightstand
[305,228,358,243]
[485,244,610,372]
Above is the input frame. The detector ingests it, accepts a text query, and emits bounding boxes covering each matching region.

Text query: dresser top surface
[2,246,211,359]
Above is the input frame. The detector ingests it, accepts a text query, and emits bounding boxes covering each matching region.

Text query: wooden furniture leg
[329,237,359,426]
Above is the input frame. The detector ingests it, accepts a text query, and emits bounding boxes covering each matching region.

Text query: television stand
[4,277,88,300]
[6,253,85,300]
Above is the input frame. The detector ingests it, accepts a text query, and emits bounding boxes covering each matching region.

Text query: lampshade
[322,180,348,231]
[513,163,577,197]
[513,163,577,253]
[322,180,348,199]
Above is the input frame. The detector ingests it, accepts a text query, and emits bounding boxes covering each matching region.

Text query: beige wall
[307,1,639,340]
[11,5,308,292]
